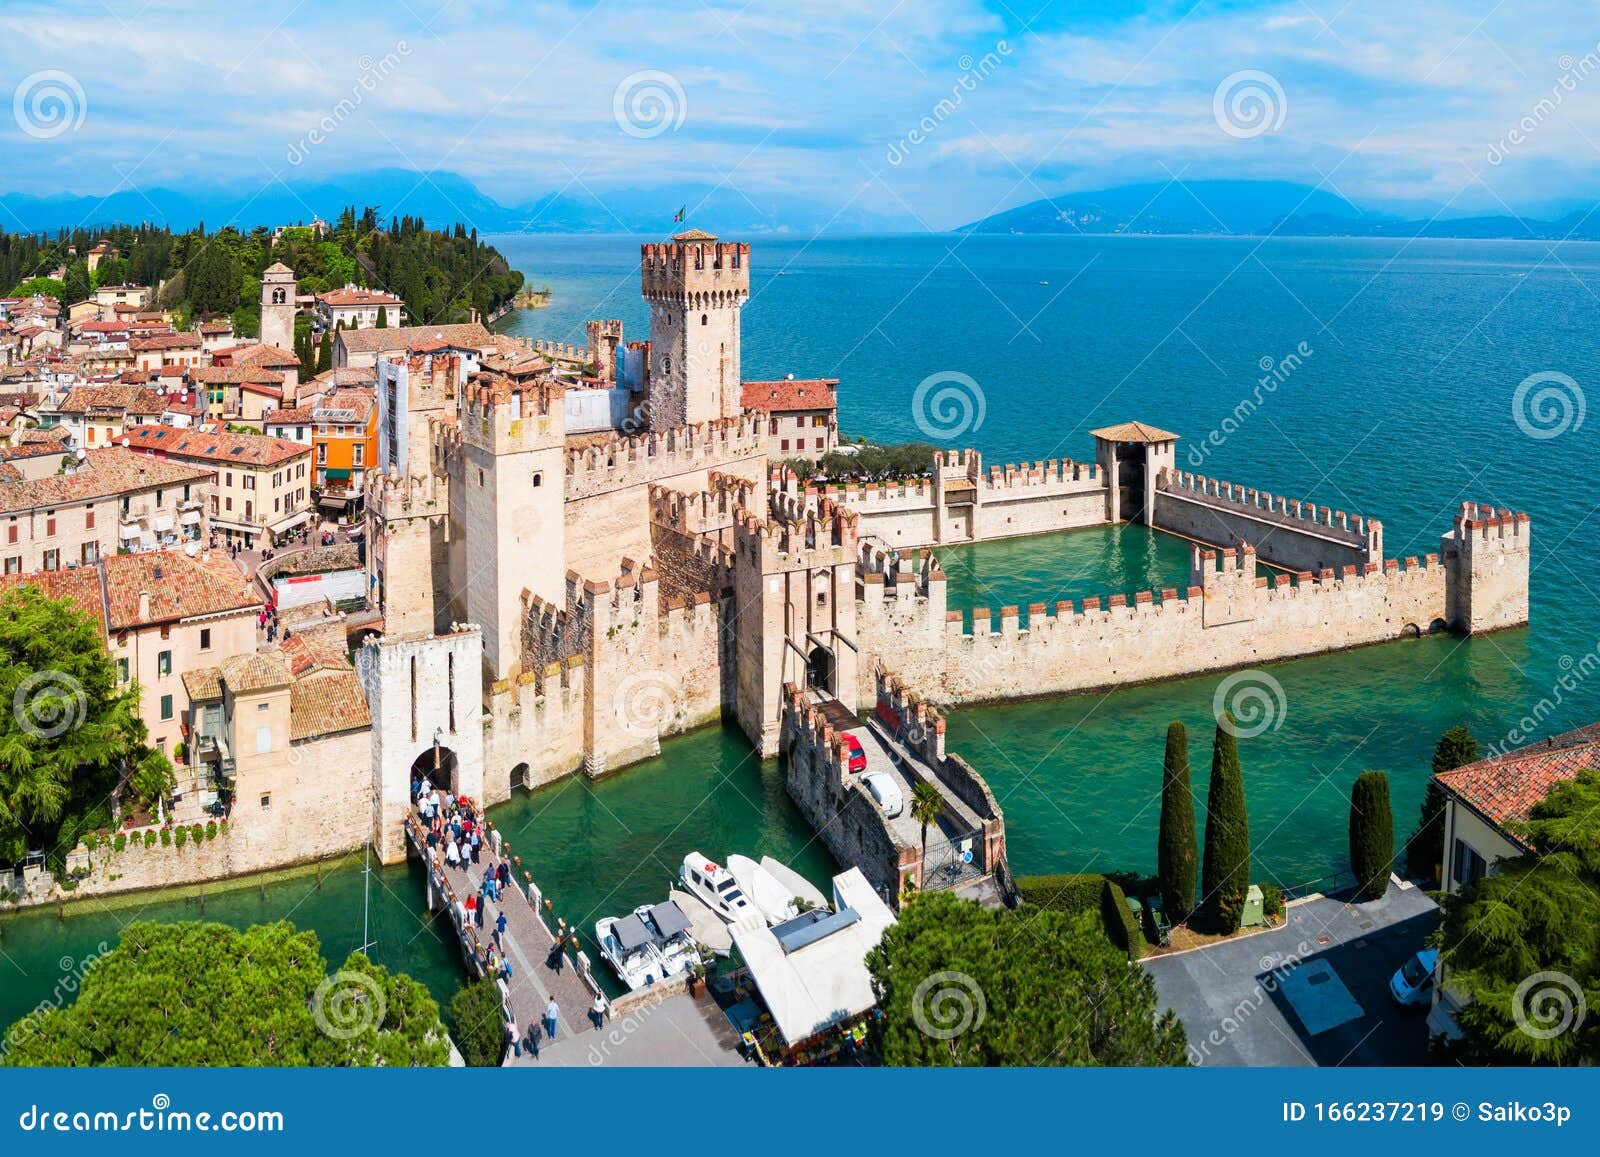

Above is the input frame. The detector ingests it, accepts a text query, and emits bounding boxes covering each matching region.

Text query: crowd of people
[411,774,606,1061]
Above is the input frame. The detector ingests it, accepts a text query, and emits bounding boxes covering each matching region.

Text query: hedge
[1015,873,1146,958]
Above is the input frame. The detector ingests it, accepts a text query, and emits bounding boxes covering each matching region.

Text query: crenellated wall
[1151,468,1381,573]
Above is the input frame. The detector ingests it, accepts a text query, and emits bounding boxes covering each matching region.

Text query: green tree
[866,892,1187,1066]
[1406,726,1478,879]
[910,781,944,869]
[1199,719,1251,933]
[1518,767,1600,877]
[1157,721,1198,921]
[2,921,449,1066]
[316,330,333,374]
[1348,769,1394,901]
[0,585,169,865]
[9,276,62,299]
[62,260,91,306]
[450,978,507,1066]
[1432,856,1600,1065]
[376,305,389,328]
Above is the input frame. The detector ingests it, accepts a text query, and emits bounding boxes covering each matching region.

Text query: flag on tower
[673,206,686,223]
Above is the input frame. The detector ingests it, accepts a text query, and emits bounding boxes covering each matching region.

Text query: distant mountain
[0,170,909,236]
[1271,208,1600,241]
[960,180,1362,236]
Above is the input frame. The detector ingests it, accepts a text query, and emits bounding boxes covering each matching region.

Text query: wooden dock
[404,816,601,1060]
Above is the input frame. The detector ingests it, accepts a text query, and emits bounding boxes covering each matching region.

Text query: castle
[356,231,1533,865]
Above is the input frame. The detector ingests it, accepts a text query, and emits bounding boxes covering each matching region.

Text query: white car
[861,772,903,818]
[1389,949,1438,1005]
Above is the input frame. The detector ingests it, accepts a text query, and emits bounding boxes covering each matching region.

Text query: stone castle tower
[641,230,748,430]
[458,378,568,683]
[260,262,297,351]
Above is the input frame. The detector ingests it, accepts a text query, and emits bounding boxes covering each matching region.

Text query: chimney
[137,590,150,621]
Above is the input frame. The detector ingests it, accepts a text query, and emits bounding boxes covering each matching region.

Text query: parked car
[1389,948,1439,1005]
[844,733,867,773]
[861,772,903,818]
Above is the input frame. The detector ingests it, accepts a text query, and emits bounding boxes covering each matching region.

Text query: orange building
[308,388,376,519]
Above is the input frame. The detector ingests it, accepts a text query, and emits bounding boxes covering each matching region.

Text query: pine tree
[1405,726,1478,880]
[1199,719,1251,933]
[1348,770,1394,901]
[1157,721,1197,921]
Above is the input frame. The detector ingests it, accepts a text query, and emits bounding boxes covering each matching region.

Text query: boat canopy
[612,913,653,953]
[648,901,692,940]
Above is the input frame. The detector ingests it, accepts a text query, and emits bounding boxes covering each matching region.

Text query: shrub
[143,830,156,848]
[1349,770,1394,901]
[1015,874,1107,912]
[450,979,508,1067]
[160,828,171,847]
[175,827,187,848]
[190,824,204,845]
[112,834,126,852]
[1260,882,1284,919]
[205,821,217,841]
[1101,879,1144,958]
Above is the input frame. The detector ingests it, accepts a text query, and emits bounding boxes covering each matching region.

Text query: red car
[844,734,867,773]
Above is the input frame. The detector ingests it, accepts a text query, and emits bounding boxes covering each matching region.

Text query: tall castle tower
[260,262,297,351]
[641,230,748,430]
[459,377,568,683]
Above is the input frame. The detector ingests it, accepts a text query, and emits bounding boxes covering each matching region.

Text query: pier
[404,815,601,1059]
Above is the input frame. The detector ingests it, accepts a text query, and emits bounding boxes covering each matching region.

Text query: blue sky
[1,0,1595,228]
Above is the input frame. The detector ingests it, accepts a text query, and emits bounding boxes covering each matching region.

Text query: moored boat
[594,912,667,991]
[727,854,801,926]
[679,852,756,925]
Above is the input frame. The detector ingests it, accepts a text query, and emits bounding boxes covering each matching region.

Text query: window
[117,658,129,683]
[260,793,271,809]
[317,444,328,464]
[158,650,172,676]
[255,726,271,755]
[45,516,55,536]
[199,627,211,651]
[85,507,95,529]
[245,501,253,521]
[3,556,17,574]
[780,439,789,452]
[1453,839,1486,888]
[225,497,233,512]
[6,523,16,544]
[352,444,363,466]
[813,415,827,427]
[225,472,233,487]
[531,471,541,487]
[815,438,824,450]
[42,549,59,571]
[160,694,173,721]
[243,474,256,490]
[768,417,778,435]
[795,416,805,429]
[701,313,708,325]
[81,542,97,565]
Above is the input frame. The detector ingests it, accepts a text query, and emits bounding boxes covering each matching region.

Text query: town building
[120,426,312,547]
[744,377,839,461]
[316,285,406,331]
[94,283,151,319]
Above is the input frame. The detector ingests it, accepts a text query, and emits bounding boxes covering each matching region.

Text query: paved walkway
[516,992,748,1067]
[405,817,596,1056]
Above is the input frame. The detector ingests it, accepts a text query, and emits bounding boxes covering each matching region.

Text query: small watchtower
[641,230,750,430]
[260,262,297,351]
[1091,421,1178,524]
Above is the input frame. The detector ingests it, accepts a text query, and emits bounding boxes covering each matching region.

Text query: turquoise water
[6,234,1600,1030]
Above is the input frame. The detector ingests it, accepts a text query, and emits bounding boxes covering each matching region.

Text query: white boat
[759,855,831,914]
[594,913,667,991]
[727,854,801,926]
[680,852,757,925]
[669,888,733,956]
[635,900,699,977]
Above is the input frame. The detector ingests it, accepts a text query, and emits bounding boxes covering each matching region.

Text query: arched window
[701,313,708,325]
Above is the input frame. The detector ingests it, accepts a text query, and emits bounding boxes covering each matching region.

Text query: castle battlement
[640,234,750,306]
[734,499,859,574]
[460,373,565,454]
[982,457,1100,492]
[564,412,766,498]
[1451,502,1531,547]
[1157,468,1380,550]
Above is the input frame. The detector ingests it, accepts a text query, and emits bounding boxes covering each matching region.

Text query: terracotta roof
[318,287,403,307]
[229,344,300,369]
[265,406,314,425]
[129,333,201,352]
[182,666,223,700]
[0,567,107,635]
[673,229,717,241]
[216,651,291,694]
[121,425,310,467]
[198,322,234,335]
[1089,421,1180,444]
[102,550,260,630]
[1435,724,1600,843]
[310,366,375,387]
[54,384,150,414]
[338,322,494,355]
[188,365,286,385]
[742,378,838,413]
[263,262,295,276]
[191,637,370,740]
[0,448,209,515]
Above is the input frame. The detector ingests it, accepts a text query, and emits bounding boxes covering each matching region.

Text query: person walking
[526,1018,541,1058]
[590,993,606,1031]
[469,828,481,864]
[506,1019,521,1059]
[494,909,508,949]
[545,997,559,1042]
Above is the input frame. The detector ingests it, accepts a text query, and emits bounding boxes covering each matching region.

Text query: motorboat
[669,888,733,956]
[727,854,801,926]
[594,912,667,991]
[759,855,831,914]
[635,900,699,977]
[680,852,756,924]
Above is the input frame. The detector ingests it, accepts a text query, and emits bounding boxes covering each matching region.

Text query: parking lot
[1143,881,1439,1066]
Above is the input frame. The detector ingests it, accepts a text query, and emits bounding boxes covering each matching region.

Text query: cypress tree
[1157,721,1197,921]
[376,305,389,328]
[1405,726,1478,880]
[316,330,333,374]
[1349,770,1394,901]
[1200,719,1251,933]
